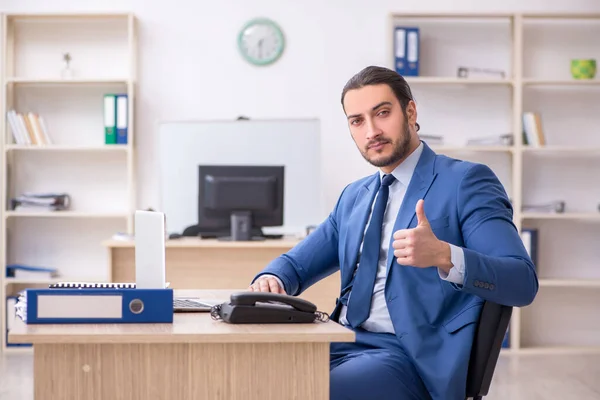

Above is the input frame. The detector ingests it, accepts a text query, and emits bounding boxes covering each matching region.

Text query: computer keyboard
[173,298,217,312]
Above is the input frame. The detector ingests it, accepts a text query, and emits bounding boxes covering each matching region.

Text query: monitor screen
[203,176,277,211]
[197,165,284,239]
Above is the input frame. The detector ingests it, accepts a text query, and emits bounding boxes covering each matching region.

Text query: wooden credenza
[102,237,341,313]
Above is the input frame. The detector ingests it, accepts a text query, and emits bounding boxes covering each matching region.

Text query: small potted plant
[61,52,73,79]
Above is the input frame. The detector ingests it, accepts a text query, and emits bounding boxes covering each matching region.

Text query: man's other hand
[248,275,287,294]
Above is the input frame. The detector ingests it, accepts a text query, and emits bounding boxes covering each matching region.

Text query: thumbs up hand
[392,199,452,271]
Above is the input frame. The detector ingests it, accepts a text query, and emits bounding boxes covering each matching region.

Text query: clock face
[238,18,285,66]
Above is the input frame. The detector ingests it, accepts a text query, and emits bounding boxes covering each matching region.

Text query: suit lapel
[342,173,379,287]
[386,142,438,271]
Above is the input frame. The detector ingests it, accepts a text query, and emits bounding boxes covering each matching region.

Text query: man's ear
[406,100,418,127]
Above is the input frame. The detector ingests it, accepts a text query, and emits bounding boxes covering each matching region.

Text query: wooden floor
[1,351,599,399]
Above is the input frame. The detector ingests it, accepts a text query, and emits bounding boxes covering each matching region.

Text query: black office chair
[465,301,513,400]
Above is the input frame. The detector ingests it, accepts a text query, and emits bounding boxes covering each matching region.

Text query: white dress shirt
[267,142,465,334]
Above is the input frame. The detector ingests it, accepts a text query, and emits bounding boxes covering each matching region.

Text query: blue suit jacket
[253,142,539,399]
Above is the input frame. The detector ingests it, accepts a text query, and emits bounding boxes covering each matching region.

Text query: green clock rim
[237,17,285,66]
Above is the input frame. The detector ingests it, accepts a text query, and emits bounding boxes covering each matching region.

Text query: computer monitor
[197,165,284,241]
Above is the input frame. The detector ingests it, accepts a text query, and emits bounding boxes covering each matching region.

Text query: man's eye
[378,110,389,116]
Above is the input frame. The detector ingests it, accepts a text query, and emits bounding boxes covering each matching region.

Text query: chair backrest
[465,301,513,399]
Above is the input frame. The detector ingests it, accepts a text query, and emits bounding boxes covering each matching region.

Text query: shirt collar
[379,141,424,187]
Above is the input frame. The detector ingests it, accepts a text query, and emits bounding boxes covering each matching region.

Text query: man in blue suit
[249,65,538,400]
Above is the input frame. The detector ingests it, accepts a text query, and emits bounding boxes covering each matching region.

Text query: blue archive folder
[394,26,420,76]
[116,94,128,144]
[394,26,407,75]
[405,27,420,76]
[25,287,173,324]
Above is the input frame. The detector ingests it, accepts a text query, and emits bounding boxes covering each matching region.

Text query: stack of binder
[15,282,173,324]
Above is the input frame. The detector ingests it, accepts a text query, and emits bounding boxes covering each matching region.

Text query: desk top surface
[102,237,302,249]
[8,289,354,345]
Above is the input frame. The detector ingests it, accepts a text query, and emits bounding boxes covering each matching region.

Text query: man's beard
[360,120,412,168]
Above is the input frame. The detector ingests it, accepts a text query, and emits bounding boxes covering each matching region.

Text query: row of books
[6,109,52,146]
[5,91,129,147]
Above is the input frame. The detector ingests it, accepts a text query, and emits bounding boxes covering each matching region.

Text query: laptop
[134,209,220,312]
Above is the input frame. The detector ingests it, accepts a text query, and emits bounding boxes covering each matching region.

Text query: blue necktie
[344,173,396,328]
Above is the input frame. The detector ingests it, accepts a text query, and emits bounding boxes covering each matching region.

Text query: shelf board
[430,145,514,152]
[521,212,600,221]
[2,347,32,354]
[6,12,134,20]
[514,346,600,355]
[390,12,515,19]
[5,77,130,85]
[539,279,600,288]
[4,144,129,152]
[522,13,600,20]
[4,211,129,219]
[522,78,600,86]
[4,277,107,285]
[521,146,600,153]
[405,77,513,85]
[4,278,60,285]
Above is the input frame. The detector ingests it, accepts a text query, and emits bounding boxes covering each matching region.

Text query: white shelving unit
[0,12,137,352]
[389,12,600,354]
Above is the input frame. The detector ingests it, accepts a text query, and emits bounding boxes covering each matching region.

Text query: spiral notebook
[49,282,137,289]
[48,282,171,289]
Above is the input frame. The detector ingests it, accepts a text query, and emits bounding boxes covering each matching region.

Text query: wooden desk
[102,237,341,313]
[9,289,355,400]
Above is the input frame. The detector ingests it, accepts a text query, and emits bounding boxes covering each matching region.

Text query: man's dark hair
[341,65,420,131]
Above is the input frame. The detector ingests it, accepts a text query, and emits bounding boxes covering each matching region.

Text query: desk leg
[34,342,330,400]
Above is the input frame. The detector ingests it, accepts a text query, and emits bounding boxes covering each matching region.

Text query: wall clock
[238,18,285,66]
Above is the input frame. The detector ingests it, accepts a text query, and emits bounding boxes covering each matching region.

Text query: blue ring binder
[22,287,174,324]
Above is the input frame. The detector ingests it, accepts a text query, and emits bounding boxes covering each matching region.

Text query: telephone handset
[211,292,330,324]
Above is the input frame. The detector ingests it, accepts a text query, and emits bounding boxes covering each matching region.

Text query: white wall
[3,0,600,214]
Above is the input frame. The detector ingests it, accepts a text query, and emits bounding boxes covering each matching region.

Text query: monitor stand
[218,211,265,241]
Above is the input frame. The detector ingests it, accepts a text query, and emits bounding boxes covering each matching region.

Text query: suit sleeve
[453,163,539,307]
[250,185,348,296]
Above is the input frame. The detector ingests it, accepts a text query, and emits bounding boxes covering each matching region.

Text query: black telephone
[211,292,329,324]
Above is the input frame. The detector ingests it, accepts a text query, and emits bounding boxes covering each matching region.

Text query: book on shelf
[10,192,71,212]
[466,133,514,146]
[502,325,510,348]
[520,228,538,270]
[418,134,443,145]
[457,66,506,80]
[6,109,53,146]
[522,200,565,214]
[5,264,59,280]
[522,112,546,147]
